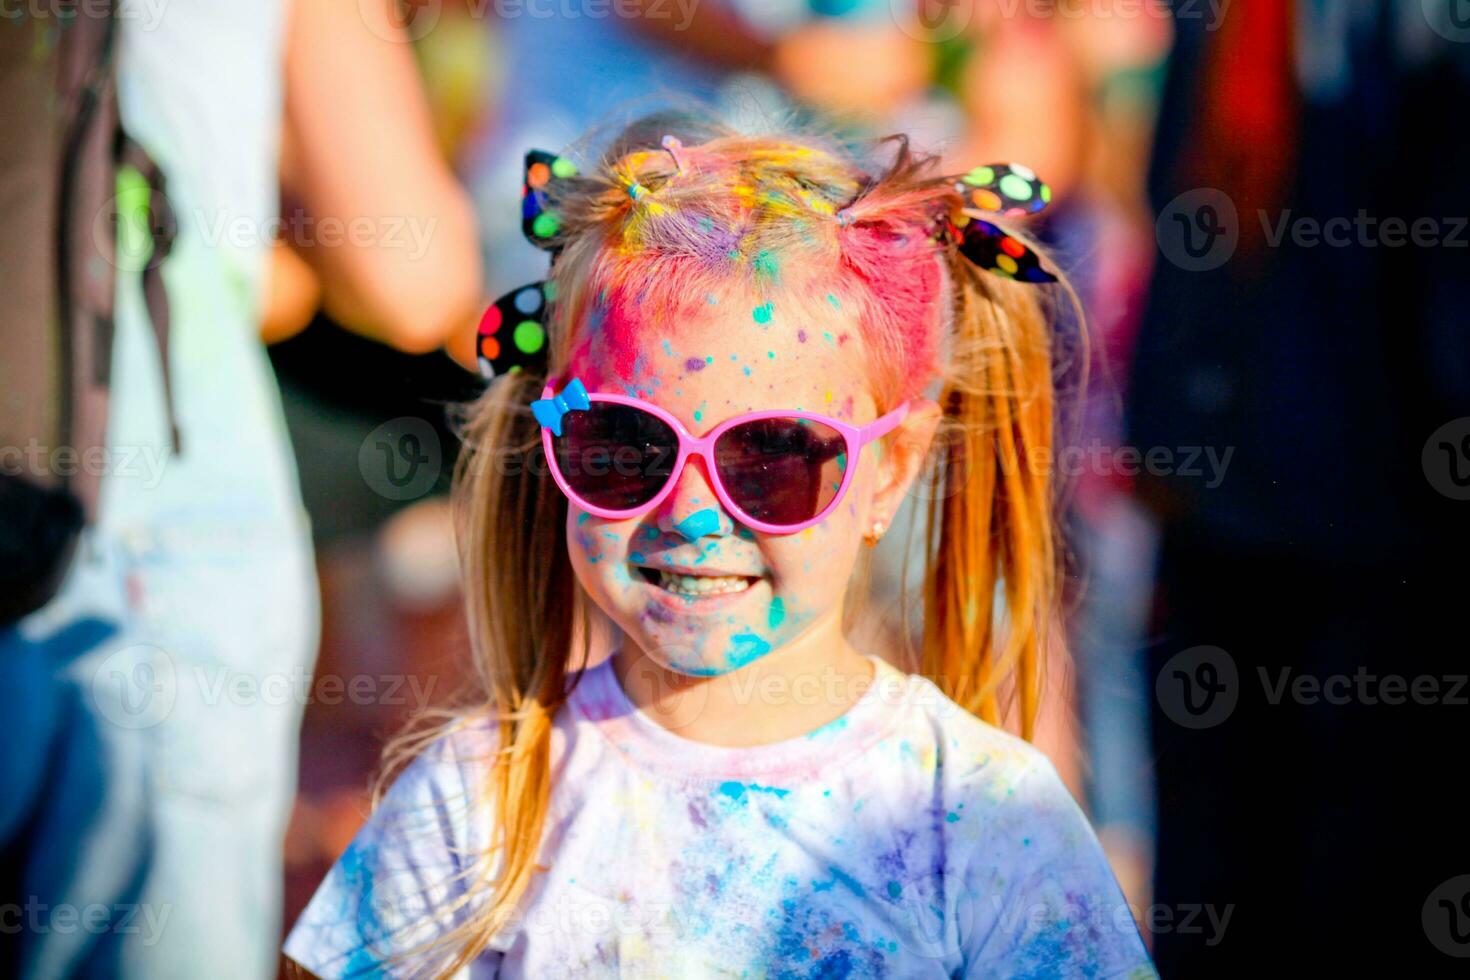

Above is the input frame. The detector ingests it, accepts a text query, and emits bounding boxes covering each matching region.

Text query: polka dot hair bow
[477,148,578,378]
[946,163,1058,284]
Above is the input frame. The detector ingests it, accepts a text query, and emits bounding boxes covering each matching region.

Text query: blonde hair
[378,111,1079,976]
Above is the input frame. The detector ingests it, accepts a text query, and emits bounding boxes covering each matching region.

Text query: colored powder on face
[826,293,841,310]
[577,513,590,525]
[797,330,807,343]
[693,401,707,423]
[630,551,645,563]
[727,632,772,669]
[742,366,752,377]
[752,303,774,324]
[674,508,721,540]
[685,357,706,372]
[753,249,780,279]
[644,526,661,540]
[706,293,719,305]
[767,596,786,629]
[662,339,675,357]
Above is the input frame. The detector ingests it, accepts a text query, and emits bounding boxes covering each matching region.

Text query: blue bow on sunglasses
[530,378,590,436]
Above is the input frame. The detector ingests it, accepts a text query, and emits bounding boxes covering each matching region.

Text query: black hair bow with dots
[476,149,575,379]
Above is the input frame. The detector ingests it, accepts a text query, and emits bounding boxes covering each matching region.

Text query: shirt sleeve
[283,723,502,979]
[955,755,1158,979]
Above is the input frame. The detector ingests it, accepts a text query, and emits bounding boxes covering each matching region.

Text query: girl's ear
[868,398,941,531]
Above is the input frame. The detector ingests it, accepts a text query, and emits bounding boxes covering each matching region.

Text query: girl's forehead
[566,293,876,424]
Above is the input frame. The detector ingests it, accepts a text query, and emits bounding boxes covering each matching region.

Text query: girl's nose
[657,459,734,542]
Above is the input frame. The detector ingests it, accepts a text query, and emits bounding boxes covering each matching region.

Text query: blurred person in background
[0,2,479,979]
[1128,1,1470,973]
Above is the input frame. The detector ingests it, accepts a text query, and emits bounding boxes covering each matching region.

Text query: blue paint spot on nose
[673,508,721,541]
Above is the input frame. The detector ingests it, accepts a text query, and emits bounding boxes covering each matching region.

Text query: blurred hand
[772,23,932,121]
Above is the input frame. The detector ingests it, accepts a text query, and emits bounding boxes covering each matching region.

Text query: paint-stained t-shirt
[284,655,1158,978]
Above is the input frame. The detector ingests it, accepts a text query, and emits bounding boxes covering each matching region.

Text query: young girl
[284,112,1157,978]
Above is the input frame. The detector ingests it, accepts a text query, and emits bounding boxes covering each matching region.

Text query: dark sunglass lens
[553,403,678,511]
[714,418,848,527]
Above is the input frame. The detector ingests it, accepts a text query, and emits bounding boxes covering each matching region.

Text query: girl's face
[562,289,900,677]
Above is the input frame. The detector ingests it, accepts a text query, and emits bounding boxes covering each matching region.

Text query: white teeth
[657,571,753,596]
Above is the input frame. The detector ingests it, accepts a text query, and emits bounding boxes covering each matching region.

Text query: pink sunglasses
[534,378,911,535]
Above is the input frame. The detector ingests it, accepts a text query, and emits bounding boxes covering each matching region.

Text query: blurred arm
[619,0,775,72]
[279,0,483,354]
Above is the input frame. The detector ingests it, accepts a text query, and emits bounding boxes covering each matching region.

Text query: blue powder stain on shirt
[767,596,786,629]
[727,632,772,668]
[674,508,720,540]
[718,780,790,802]
[813,867,866,899]
[945,811,961,823]
[812,950,854,979]
[806,713,849,739]
[887,881,902,899]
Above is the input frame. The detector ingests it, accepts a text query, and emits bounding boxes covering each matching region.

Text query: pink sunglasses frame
[537,380,912,535]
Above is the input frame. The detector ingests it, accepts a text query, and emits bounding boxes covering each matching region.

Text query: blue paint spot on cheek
[727,632,772,668]
[768,597,786,628]
[674,508,721,540]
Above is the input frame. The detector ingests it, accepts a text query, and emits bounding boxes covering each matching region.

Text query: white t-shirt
[285,655,1157,978]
